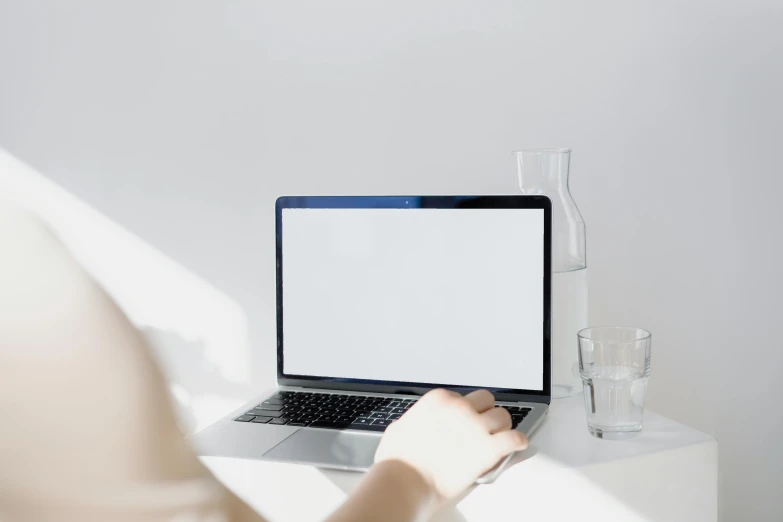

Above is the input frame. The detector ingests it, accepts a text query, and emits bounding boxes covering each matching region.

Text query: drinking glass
[578,327,652,439]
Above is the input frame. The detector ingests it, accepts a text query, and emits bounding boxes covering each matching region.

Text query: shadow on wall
[0,147,252,433]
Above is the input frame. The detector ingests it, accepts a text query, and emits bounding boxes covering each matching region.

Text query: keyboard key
[255,404,283,411]
[251,416,272,423]
[389,413,402,420]
[505,405,532,413]
[371,419,391,427]
[235,415,255,422]
[370,412,388,420]
[391,407,406,414]
[287,421,309,426]
[262,398,285,405]
[350,422,386,432]
[352,417,372,425]
[336,416,355,424]
[373,407,392,414]
[269,418,289,425]
[311,420,350,430]
[249,409,284,418]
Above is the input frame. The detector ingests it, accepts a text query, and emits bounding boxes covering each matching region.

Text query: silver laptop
[193,195,552,482]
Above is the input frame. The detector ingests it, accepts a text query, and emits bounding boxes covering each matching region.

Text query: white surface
[1,1,781,518]
[202,395,717,522]
[282,208,544,390]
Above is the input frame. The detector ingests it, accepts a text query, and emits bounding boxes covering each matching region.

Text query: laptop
[193,195,552,482]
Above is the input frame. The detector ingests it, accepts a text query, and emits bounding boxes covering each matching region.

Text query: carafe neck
[516,148,571,195]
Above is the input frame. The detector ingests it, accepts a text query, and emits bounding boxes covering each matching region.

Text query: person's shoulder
[0,199,57,247]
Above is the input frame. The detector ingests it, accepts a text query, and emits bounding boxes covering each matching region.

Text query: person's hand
[374,388,528,502]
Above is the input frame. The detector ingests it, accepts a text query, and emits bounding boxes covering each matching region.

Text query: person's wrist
[370,459,438,516]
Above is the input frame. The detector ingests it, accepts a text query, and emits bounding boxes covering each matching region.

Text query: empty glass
[578,327,652,439]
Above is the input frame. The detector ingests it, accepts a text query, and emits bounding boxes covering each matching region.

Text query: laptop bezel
[275,195,552,404]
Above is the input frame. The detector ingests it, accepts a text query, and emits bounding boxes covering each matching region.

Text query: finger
[463,389,495,413]
[491,429,528,459]
[479,407,513,434]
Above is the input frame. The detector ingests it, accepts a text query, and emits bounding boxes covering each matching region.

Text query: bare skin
[0,204,527,522]
[328,389,528,522]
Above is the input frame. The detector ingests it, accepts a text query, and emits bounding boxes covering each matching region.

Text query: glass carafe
[516,148,587,398]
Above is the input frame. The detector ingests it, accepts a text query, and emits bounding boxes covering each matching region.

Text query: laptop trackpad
[263,429,380,470]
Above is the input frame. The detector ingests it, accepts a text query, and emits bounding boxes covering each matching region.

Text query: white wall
[1,0,782,519]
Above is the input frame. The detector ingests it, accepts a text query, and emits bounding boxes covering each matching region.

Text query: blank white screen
[282,208,544,390]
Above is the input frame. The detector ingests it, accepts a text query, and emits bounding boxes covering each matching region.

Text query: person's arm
[0,203,268,522]
[325,460,435,522]
[326,388,527,522]
[0,203,526,522]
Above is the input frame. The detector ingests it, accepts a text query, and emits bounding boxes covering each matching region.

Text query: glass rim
[514,148,572,155]
[577,326,652,342]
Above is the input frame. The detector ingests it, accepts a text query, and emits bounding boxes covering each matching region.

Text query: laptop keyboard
[234,391,532,432]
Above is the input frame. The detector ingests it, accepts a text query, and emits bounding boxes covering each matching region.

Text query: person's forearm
[324,460,437,522]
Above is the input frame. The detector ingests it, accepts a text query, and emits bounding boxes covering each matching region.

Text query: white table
[202,395,717,522]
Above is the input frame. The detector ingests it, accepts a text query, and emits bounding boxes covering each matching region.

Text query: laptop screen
[278,197,548,395]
